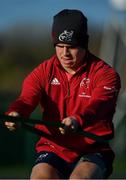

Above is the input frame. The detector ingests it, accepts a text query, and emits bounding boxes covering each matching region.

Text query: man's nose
[63,47,69,56]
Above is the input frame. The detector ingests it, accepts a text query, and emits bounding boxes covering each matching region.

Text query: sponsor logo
[59,30,74,42]
[51,77,60,85]
[78,92,91,98]
[103,86,117,91]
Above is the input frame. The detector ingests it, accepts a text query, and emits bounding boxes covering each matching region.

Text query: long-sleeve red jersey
[6,51,121,162]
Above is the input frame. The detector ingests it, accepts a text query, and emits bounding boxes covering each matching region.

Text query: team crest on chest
[80,78,90,88]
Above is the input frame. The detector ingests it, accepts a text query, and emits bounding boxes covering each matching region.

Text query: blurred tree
[0,22,101,93]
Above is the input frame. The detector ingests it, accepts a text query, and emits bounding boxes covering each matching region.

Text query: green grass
[110,158,126,179]
[0,164,31,179]
[0,158,126,179]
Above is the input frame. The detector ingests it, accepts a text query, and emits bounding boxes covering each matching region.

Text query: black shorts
[34,151,114,179]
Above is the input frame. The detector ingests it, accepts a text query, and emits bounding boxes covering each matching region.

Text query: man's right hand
[4,111,20,131]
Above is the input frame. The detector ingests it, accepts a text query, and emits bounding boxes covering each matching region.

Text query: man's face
[55,43,86,73]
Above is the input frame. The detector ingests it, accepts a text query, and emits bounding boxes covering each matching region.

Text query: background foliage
[0,20,126,179]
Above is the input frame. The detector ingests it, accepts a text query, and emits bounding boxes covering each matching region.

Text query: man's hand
[59,116,79,135]
[4,111,20,131]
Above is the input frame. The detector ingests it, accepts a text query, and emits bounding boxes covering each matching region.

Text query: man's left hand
[59,116,79,135]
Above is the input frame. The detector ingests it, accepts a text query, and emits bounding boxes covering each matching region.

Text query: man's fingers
[59,127,65,134]
[8,111,20,117]
[59,124,75,135]
[59,116,79,135]
[5,122,15,126]
[5,121,16,131]
[4,111,20,131]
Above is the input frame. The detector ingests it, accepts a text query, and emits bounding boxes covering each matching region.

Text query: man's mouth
[62,57,73,63]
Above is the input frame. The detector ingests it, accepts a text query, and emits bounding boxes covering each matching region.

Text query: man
[5,9,121,179]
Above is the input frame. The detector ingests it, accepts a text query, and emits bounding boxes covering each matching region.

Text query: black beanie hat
[52,9,89,49]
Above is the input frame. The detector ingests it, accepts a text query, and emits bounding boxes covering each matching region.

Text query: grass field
[110,158,126,179]
[0,158,126,179]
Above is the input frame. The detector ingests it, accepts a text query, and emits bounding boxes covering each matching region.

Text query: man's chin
[63,64,73,69]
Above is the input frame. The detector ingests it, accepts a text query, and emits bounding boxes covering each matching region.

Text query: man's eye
[56,45,75,49]
[56,45,64,48]
[70,45,76,49]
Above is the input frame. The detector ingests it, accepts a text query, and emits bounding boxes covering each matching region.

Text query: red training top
[6,51,121,162]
